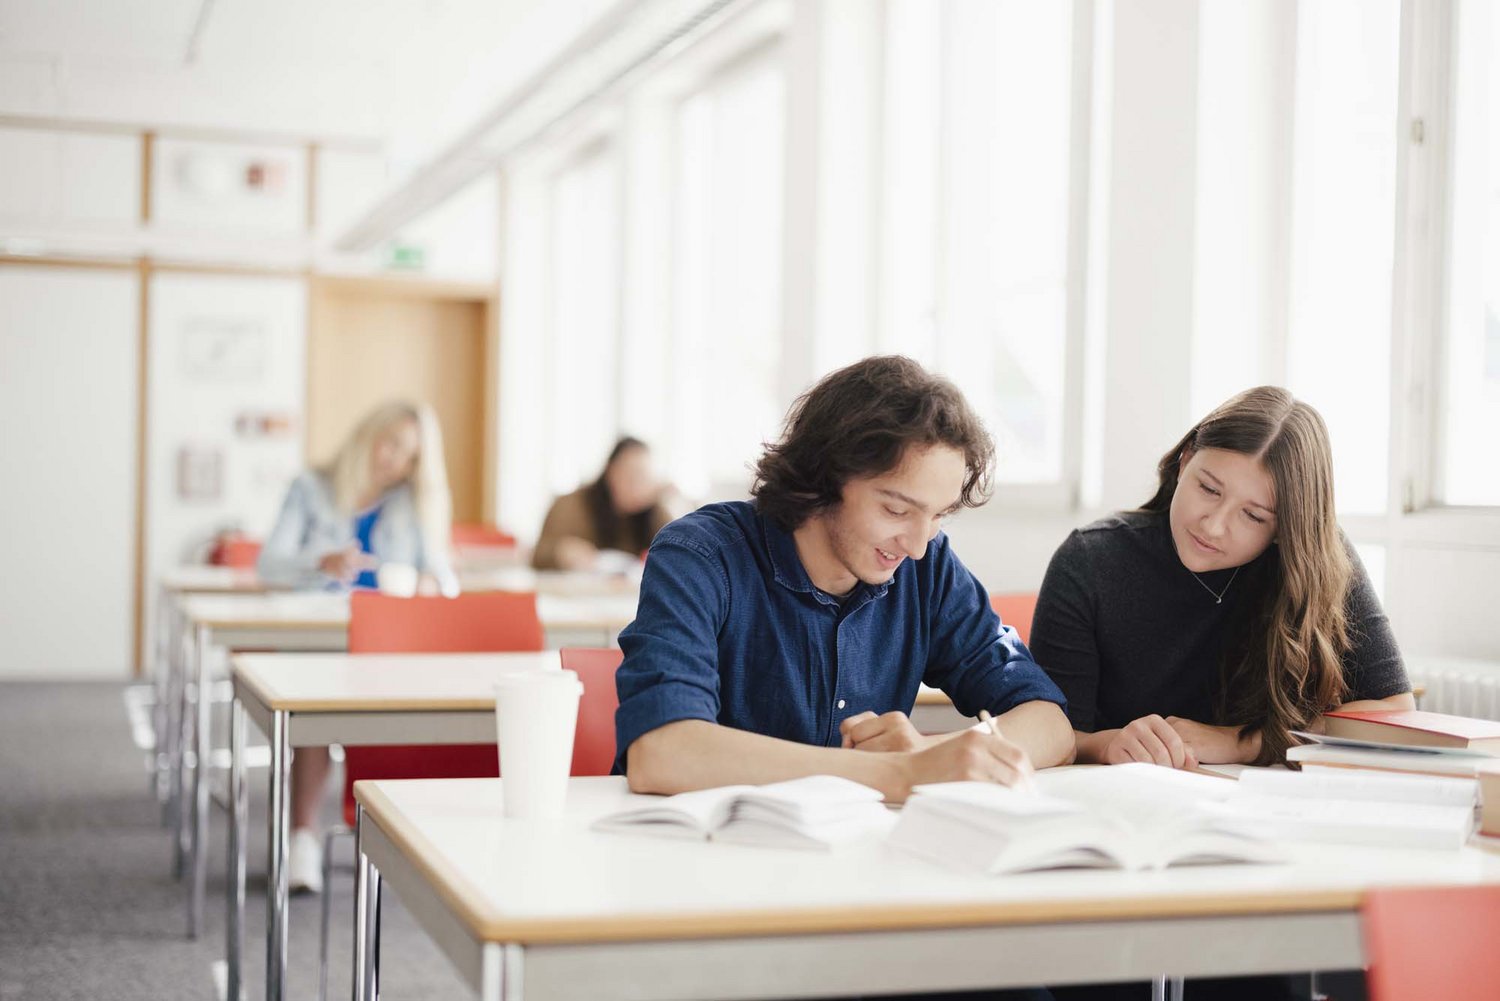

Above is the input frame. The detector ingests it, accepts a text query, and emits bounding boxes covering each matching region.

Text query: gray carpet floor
[0,681,469,1001]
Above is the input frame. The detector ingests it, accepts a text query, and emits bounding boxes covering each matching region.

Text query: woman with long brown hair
[1031,387,1413,1000]
[1032,386,1412,775]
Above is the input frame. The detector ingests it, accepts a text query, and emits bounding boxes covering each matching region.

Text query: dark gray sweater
[1030,510,1409,733]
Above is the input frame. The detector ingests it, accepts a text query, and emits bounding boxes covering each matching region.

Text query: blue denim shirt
[613,501,1066,769]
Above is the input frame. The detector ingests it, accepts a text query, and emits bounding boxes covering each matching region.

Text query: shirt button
[836,699,846,710]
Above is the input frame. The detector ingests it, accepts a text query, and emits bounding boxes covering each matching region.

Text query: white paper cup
[376,562,418,597]
[494,670,583,819]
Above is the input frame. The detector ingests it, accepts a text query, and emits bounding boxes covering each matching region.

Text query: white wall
[144,272,307,580]
[0,267,139,679]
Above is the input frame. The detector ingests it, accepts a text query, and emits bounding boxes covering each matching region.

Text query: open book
[592,775,895,850]
[1208,767,1478,851]
[889,764,1282,874]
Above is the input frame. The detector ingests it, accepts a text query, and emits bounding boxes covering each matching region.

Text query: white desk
[352,775,1500,1001]
[153,567,278,830]
[173,592,637,941]
[228,651,562,1001]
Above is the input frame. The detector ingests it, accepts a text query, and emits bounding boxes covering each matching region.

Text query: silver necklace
[1191,565,1240,604]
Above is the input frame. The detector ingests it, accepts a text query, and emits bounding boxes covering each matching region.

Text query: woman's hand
[840,711,932,752]
[1166,717,1259,764]
[318,546,377,583]
[1101,714,1198,769]
[554,537,600,571]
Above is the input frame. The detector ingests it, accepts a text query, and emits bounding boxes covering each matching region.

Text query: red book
[1321,710,1500,755]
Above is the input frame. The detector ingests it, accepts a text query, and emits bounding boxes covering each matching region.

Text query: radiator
[1410,659,1500,721]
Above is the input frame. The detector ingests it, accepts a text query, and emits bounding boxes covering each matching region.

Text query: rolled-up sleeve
[612,538,730,771]
[921,541,1067,718]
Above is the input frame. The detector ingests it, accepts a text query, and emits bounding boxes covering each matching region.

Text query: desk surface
[179,591,639,632]
[354,774,1500,947]
[233,651,562,712]
[159,564,639,599]
[160,565,273,594]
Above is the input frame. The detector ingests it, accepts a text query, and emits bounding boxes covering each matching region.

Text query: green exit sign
[385,243,426,271]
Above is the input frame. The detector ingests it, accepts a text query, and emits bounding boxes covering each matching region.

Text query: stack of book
[1290,709,1500,781]
[1290,709,1500,846]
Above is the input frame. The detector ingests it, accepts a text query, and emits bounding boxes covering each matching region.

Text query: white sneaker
[288,827,324,894]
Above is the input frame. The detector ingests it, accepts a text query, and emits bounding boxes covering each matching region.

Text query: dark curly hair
[751,356,995,530]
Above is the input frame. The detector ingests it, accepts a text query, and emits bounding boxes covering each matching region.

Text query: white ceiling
[0,0,609,143]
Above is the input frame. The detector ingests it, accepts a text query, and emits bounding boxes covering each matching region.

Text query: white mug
[376,561,418,597]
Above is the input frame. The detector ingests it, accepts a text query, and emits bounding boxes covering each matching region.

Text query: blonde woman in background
[257,399,456,891]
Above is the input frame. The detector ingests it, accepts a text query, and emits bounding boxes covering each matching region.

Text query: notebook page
[1236,768,1478,807]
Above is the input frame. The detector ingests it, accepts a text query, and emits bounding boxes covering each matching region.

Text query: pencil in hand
[977,709,1037,793]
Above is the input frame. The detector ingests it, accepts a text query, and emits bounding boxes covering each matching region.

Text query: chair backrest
[211,534,263,569]
[340,591,545,825]
[1364,885,1500,1000]
[989,592,1038,646]
[559,648,624,777]
[450,522,518,548]
[348,591,544,653]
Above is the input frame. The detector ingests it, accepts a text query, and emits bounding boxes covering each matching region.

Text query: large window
[669,49,785,498]
[547,142,621,496]
[884,0,1083,487]
[1439,0,1500,507]
[1285,0,1401,517]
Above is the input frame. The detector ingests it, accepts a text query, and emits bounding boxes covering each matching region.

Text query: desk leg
[152,585,170,811]
[267,710,290,1001]
[228,697,247,1001]
[480,943,521,1001]
[189,624,212,938]
[353,805,382,1001]
[170,615,190,875]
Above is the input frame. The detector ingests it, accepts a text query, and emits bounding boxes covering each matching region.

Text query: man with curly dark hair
[614,355,1073,804]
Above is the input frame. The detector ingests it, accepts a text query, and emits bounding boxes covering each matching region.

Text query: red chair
[340,591,545,825]
[990,592,1038,646]
[1363,885,1500,1000]
[451,522,518,547]
[209,533,262,568]
[559,647,624,776]
[317,590,543,1001]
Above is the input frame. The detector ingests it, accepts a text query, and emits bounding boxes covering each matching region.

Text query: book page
[591,785,753,837]
[1236,768,1478,807]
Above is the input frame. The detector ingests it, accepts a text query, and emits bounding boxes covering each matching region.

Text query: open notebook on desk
[592,775,895,850]
[890,764,1282,874]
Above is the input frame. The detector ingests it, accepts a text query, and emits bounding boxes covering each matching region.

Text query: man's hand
[898,728,1035,798]
[839,711,930,752]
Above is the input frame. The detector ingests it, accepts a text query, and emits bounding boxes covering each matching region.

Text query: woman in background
[532,436,678,571]
[1031,386,1412,1001]
[257,399,456,891]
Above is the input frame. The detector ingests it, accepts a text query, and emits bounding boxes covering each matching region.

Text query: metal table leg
[266,710,291,1001]
[353,805,382,1001]
[228,697,247,1001]
[189,623,212,938]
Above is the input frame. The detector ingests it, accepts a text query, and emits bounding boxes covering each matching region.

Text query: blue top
[613,501,1066,770]
[351,502,383,590]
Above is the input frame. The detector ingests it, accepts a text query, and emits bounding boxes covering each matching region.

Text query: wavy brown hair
[1142,386,1351,764]
[752,356,995,530]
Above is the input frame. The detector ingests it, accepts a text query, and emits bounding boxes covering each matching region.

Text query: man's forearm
[626,719,912,800]
[992,701,1075,767]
